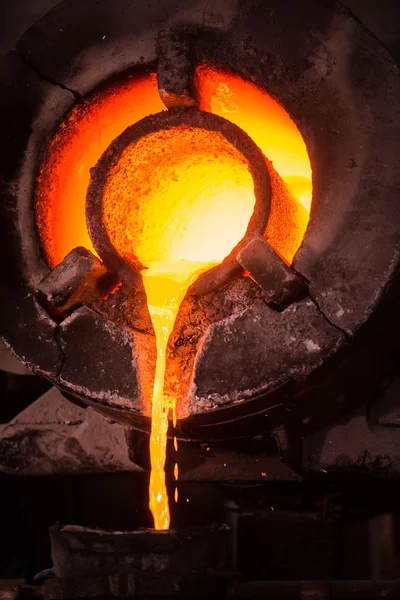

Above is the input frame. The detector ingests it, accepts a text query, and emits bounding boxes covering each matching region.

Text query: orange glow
[103,125,256,529]
[102,125,255,265]
[35,73,165,268]
[36,67,311,271]
[35,66,313,532]
[144,260,215,529]
[196,65,312,212]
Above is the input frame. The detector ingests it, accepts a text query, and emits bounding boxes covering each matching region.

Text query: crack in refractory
[54,325,66,380]
[308,291,352,343]
[13,50,83,101]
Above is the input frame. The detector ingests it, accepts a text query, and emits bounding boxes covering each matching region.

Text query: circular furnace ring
[0,0,400,442]
[86,107,271,296]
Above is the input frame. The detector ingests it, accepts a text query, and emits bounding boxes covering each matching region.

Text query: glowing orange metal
[35,66,312,532]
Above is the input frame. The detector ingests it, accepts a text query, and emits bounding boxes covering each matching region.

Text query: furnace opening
[90,111,271,529]
[35,67,312,271]
[101,125,256,269]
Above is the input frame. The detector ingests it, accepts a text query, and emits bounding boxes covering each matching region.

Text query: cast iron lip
[86,107,271,296]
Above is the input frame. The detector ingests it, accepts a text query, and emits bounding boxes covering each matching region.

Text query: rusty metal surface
[157,29,198,109]
[37,247,118,315]
[237,237,307,310]
[190,298,344,417]
[48,523,230,596]
[57,307,146,413]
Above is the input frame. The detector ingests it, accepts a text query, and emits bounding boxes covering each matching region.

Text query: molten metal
[102,124,256,528]
[35,66,312,531]
[36,68,311,269]
[143,261,215,529]
[101,126,256,266]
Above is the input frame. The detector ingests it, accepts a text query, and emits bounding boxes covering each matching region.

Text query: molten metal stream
[34,68,313,530]
[143,261,216,530]
[103,126,258,529]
